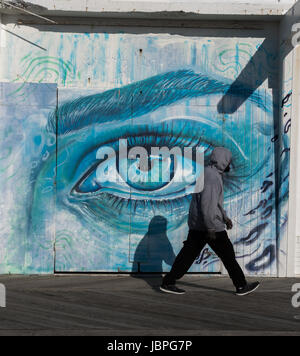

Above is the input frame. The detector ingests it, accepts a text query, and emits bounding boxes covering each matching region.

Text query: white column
[287,45,300,276]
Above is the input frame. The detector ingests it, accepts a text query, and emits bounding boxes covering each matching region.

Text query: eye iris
[120,155,175,191]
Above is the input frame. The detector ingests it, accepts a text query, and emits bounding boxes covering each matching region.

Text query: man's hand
[225,218,233,230]
[207,230,216,241]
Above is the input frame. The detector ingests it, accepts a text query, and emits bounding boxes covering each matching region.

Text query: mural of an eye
[74,150,195,199]
[62,115,252,236]
[0,30,292,276]
[72,121,208,200]
[36,63,279,276]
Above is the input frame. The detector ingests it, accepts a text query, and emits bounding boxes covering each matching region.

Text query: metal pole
[2,1,57,24]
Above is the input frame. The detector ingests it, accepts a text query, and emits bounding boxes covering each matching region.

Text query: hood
[210,147,232,173]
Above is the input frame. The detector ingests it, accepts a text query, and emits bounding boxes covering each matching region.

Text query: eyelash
[104,192,192,215]
[124,121,212,150]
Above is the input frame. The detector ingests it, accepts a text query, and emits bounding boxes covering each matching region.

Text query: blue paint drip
[191,43,197,66]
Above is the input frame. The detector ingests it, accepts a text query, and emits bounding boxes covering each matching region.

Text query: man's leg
[207,230,247,289]
[162,230,206,286]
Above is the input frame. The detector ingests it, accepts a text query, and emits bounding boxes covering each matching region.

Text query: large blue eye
[68,117,250,233]
[73,141,205,201]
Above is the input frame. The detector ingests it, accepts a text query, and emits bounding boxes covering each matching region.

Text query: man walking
[160,147,260,296]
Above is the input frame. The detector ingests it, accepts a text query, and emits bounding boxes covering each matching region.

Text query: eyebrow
[47,69,272,136]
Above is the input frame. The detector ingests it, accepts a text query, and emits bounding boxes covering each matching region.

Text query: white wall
[292,46,300,274]
[0,12,283,274]
[0,0,299,275]
[279,0,300,276]
[1,0,297,16]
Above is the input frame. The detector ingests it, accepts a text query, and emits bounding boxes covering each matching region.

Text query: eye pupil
[121,155,175,192]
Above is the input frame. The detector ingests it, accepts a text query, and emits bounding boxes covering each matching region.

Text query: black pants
[162,229,247,289]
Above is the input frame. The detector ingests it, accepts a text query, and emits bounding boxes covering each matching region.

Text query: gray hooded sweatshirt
[188,147,232,232]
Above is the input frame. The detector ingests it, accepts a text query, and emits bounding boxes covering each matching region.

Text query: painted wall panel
[52,84,277,273]
[0,82,57,273]
[0,25,288,275]
[276,47,293,276]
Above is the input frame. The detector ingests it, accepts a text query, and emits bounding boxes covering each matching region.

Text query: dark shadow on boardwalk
[131,215,176,291]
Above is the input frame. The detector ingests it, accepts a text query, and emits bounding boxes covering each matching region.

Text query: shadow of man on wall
[131,215,176,291]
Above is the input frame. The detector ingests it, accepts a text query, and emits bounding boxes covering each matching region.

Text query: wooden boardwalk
[0,274,300,336]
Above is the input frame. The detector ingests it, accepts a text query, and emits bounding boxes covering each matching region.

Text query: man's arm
[200,177,221,233]
[218,204,233,230]
[218,204,228,221]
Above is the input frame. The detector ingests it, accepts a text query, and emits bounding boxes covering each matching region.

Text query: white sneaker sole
[236,283,260,296]
[159,286,185,295]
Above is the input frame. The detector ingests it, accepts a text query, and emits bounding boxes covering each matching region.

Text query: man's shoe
[236,281,260,296]
[160,284,186,295]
